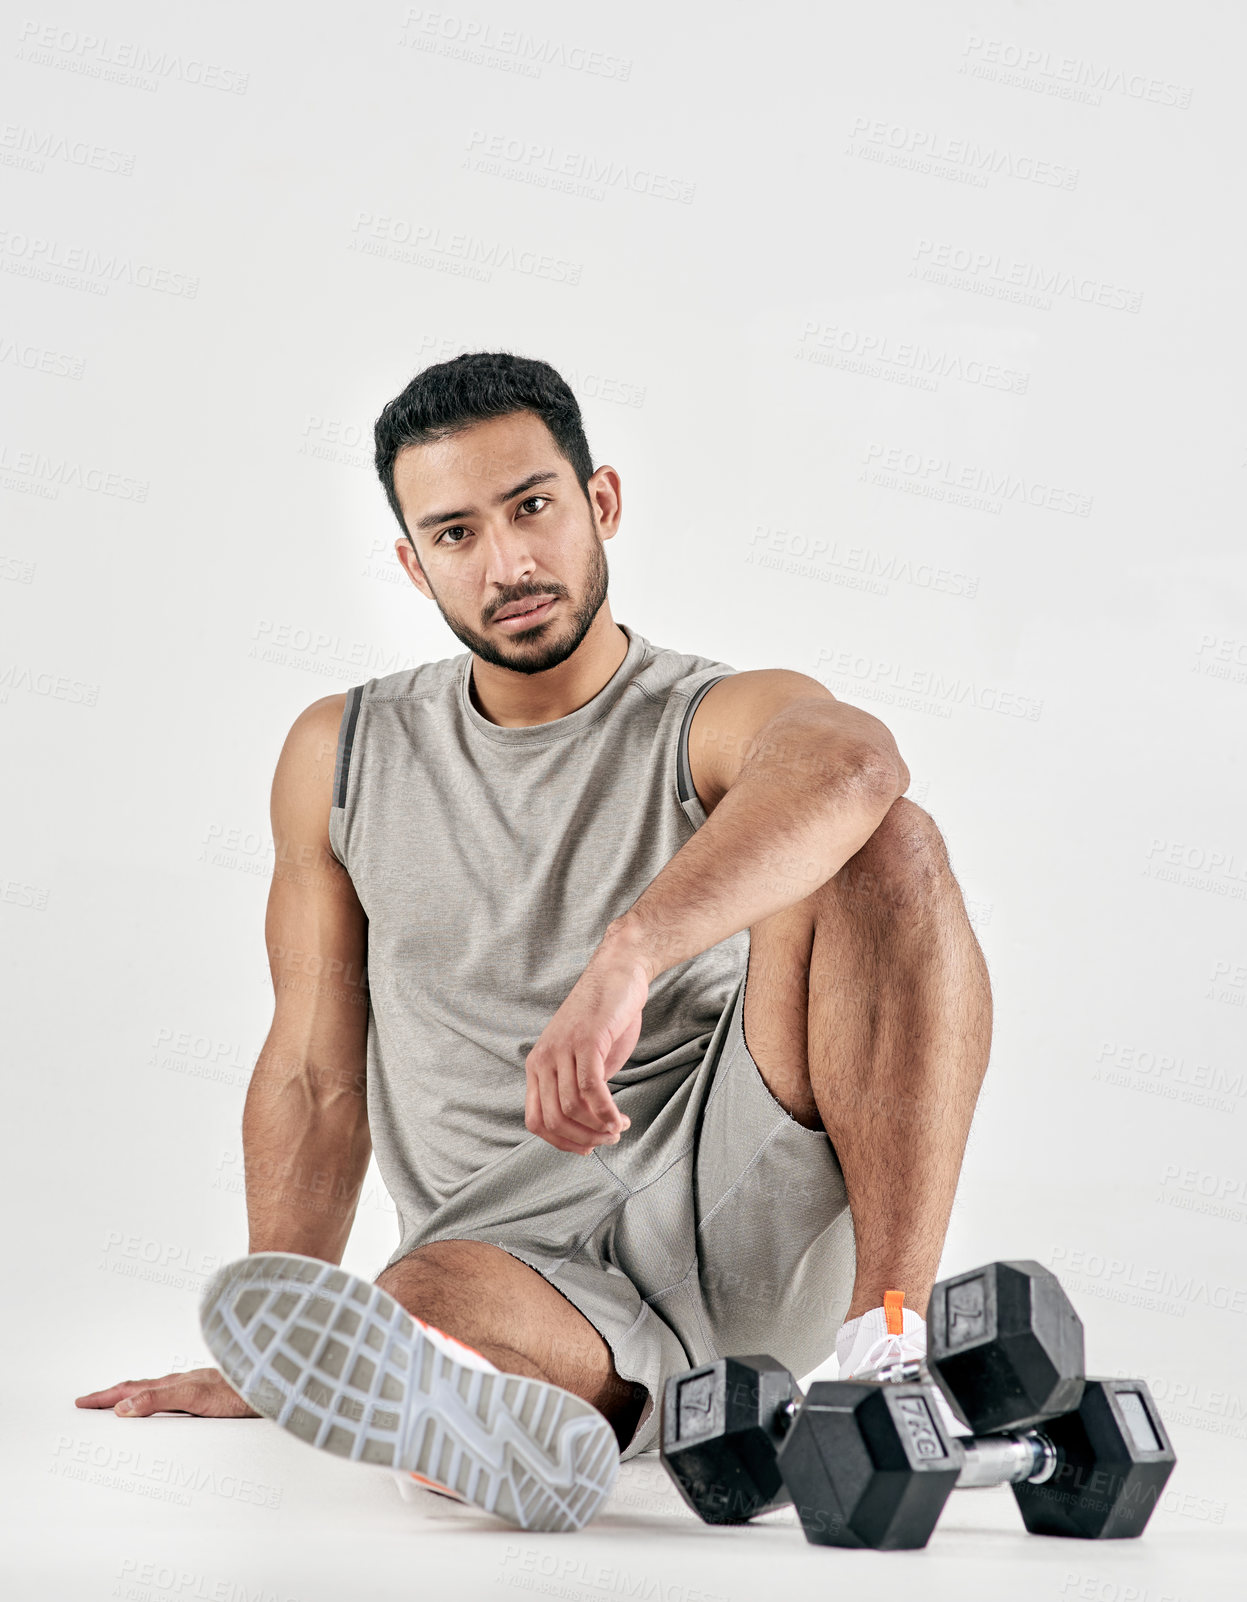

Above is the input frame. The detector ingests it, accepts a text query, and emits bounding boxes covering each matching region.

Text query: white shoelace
[844,1329,925,1379]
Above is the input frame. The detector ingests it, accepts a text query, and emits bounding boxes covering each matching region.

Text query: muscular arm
[524,684,909,1153]
[607,692,909,981]
[77,695,371,1417]
[243,693,372,1260]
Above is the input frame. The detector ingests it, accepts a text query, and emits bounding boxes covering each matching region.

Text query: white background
[3,1,1244,1597]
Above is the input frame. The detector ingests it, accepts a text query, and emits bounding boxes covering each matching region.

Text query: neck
[468,610,630,727]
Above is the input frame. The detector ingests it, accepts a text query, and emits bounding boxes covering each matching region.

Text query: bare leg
[375,1239,647,1449]
[741,797,993,1322]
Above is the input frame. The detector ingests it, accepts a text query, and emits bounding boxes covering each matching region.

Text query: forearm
[241,1040,372,1262]
[606,705,908,982]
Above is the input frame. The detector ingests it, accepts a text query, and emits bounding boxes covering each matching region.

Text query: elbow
[846,742,910,808]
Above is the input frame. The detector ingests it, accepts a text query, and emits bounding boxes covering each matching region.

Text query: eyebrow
[414,469,561,535]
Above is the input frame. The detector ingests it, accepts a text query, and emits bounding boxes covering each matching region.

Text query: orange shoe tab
[408,1470,466,1502]
[883,1289,905,1335]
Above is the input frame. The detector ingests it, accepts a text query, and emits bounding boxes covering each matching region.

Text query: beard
[423,519,611,677]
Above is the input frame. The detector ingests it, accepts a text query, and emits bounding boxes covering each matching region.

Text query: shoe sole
[199,1252,620,1531]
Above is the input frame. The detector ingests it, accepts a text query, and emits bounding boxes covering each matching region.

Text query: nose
[478,523,539,591]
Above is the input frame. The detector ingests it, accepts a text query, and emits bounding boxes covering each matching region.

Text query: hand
[525,938,651,1154]
[75,1367,258,1418]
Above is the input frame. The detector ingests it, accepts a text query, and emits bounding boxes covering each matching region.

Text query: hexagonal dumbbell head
[927,1260,1085,1435]
[776,1380,963,1550]
[660,1355,801,1524]
[1014,1378,1176,1538]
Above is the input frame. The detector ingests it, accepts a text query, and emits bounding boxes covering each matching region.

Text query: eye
[433,496,550,547]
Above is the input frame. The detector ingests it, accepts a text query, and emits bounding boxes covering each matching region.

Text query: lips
[494,597,556,624]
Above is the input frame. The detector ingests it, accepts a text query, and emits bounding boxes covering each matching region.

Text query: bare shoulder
[283,693,348,760]
[271,694,349,835]
[686,669,836,816]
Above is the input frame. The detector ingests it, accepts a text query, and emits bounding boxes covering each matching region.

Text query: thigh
[375,1238,643,1437]
[694,956,857,1376]
[739,888,821,1127]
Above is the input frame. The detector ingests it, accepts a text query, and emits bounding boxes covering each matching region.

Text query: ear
[586,464,622,539]
[395,538,433,600]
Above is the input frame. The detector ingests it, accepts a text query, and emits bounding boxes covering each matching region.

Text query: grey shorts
[391,950,856,1459]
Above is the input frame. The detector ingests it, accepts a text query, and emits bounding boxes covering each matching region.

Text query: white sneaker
[199,1252,620,1531]
[836,1303,973,1439]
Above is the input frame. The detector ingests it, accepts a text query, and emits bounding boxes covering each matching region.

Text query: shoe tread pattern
[200,1252,619,1531]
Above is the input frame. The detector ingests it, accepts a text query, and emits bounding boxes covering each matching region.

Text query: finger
[534,1067,608,1153]
[573,1054,625,1133]
[542,1129,600,1155]
[76,1378,158,1407]
[526,1068,583,1153]
[114,1385,175,1416]
[115,1378,241,1418]
[557,1055,619,1138]
[524,1071,542,1138]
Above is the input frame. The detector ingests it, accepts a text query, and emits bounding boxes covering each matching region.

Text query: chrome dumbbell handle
[955,1430,1057,1489]
[873,1358,925,1385]
[869,1357,1059,1490]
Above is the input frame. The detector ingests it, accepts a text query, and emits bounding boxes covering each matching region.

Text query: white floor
[9,1386,1244,1602]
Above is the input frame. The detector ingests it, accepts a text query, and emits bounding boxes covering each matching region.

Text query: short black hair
[374,351,595,547]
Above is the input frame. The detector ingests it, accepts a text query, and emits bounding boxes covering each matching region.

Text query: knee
[375,1238,487,1304]
[835,797,954,912]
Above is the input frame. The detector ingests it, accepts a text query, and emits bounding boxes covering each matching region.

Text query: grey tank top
[327,622,748,1246]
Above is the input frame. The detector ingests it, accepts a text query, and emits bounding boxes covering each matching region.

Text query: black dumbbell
[662,1257,1083,1522]
[660,1259,1172,1544]
[661,1354,802,1524]
[926,1260,1085,1435]
[779,1375,1176,1549]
